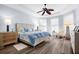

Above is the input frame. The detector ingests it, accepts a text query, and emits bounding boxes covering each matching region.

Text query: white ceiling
[3,4,79,18]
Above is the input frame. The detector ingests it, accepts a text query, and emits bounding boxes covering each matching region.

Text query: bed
[16,23,50,47]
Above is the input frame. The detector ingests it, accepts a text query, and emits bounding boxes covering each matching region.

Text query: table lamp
[4,16,11,32]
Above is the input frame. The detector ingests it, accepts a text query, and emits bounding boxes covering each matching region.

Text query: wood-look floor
[0,37,73,54]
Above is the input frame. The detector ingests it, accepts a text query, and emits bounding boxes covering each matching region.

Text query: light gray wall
[74,6,79,26]
[0,5,35,32]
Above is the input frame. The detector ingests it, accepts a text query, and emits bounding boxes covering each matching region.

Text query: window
[39,19,47,31]
[51,18,59,33]
[33,19,39,30]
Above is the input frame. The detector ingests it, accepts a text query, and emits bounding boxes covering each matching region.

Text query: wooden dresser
[0,32,18,49]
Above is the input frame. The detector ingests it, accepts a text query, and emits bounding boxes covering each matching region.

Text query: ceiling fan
[37,4,54,15]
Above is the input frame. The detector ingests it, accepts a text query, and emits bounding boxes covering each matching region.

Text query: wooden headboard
[15,23,34,32]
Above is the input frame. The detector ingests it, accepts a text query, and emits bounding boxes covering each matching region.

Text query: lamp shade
[4,16,11,25]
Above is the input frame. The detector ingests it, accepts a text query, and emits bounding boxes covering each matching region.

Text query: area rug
[13,43,28,51]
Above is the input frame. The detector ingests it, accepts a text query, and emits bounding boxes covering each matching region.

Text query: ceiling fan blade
[48,9,54,11]
[46,10,51,15]
[37,10,43,13]
[42,11,45,15]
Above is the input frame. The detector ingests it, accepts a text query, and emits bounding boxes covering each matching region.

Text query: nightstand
[0,32,18,49]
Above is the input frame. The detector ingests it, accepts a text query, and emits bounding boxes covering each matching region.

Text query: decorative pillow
[20,28,25,33]
[24,28,32,32]
[24,28,29,32]
[28,29,32,32]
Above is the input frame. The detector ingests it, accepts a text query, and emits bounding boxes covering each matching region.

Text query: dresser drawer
[3,35,17,38]
[0,32,17,46]
[3,37,16,41]
[3,34,17,36]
